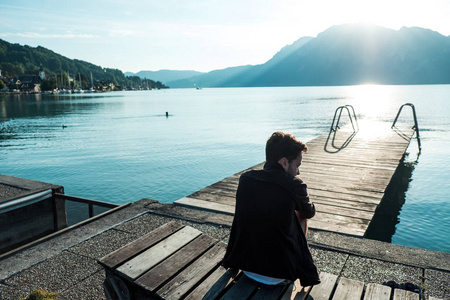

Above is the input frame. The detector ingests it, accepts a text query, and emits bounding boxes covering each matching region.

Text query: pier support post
[52,187,67,231]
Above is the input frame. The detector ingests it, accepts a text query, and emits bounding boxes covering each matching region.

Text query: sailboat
[89,72,95,92]
[73,73,84,93]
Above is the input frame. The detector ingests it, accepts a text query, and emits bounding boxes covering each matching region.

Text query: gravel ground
[310,247,349,275]
[3,251,101,295]
[1,207,448,300]
[0,183,27,200]
[424,269,450,299]
[114,213,231,242]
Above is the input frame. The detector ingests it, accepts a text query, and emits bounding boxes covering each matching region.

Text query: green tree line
[0,39,167,90]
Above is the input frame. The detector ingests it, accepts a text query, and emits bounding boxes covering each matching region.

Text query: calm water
[1,86,449,252]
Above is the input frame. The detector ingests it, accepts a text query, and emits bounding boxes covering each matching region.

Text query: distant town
[0,67,168,94]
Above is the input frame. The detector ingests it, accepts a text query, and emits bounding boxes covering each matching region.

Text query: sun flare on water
[346,84,397,140]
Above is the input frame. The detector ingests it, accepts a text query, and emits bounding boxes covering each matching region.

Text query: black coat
[222,161,320,286]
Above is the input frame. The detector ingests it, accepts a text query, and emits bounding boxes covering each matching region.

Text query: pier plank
[185,267,240,300]
[98,221,183,269]
[116,226,202,280]
[393,289,420,300]
[332,277,364,300]
[155,242,227,299]
[363,283,391,300]
[280,279,311,300]
[220,275,260,300]
[175,197,235,215]
[135,233,216,291]
[306,272,338,300]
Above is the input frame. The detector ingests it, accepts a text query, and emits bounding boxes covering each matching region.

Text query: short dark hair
[265,132,307,162]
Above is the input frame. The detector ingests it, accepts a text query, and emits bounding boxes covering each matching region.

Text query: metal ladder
[330,104,359,133]
[392,103,421,151]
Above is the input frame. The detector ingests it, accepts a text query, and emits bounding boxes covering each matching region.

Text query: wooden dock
[175,121,416,237]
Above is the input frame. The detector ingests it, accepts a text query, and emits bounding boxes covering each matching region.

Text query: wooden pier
[175,121,416,237]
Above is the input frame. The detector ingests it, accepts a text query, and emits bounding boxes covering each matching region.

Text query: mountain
[168,24,450,87]
[125,70,204,84]
[166,65,254,88]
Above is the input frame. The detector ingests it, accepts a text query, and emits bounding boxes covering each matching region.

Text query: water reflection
[365,154,416,242]
[0,93,123,121]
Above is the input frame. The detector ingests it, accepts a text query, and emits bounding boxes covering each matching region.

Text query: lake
[1,85,449,253]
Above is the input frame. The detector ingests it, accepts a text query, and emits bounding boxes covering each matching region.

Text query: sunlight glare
[346,84,397,140]
[349,84,395,121]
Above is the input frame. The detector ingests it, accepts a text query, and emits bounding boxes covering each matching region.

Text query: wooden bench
[98,221,425,300]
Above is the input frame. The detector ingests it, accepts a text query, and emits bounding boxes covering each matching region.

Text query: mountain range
[127,24,450,88]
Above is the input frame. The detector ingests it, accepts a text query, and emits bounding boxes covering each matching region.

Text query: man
[222,131,320,287]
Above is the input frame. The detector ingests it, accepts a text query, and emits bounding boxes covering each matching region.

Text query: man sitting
[223,131,320,287]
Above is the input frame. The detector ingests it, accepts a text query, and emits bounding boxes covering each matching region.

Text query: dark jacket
[222,161,320,286]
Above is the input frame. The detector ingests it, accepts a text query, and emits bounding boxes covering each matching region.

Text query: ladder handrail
[392,103,421,151]
[330,105,359,133]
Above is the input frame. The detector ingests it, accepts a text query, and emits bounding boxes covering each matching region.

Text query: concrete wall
[0,197,55,254]
[0,175,67,255]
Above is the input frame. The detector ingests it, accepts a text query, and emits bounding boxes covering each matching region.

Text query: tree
[0,79,5,90]
[40,77,56,91]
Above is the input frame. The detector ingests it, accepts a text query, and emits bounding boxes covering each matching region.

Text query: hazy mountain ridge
[125,70,204,83]
[164,24,450,88]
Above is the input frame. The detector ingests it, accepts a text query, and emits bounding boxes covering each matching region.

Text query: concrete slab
[308,229,450,271]
[310,247,349,275]
[425,269,450,300]
[58,270,106,300]
[115,212,232,242]
[0,174,62,203]
[341,255,423,287]
[0,282,28,299]
[3,251,100,294]
[0,183,27,199]
[68,229,141,261]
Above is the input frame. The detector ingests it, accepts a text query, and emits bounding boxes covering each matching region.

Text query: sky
[1,0,449,73]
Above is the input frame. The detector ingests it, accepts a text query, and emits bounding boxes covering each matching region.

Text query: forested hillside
[0,39,167,90]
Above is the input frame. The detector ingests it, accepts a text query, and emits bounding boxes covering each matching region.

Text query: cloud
[108,29,144,38]
[0,32,99,39]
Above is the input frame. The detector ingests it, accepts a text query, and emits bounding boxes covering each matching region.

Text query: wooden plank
[188,192,237,206]
[306,272,338,300]
[314,203,374,220]
[393,289,420,300]
[156,242,227,299]
[98,221,183,269]
[332,277,364,300]
[309,188,381,204]
[251,283,289,299]
[280,279,311,300]
[308,219,366,236]
[220,275,260,300]
[312,196,378,212]
[175,197,235,215]
[363,283,391,300]
[312,211,370,229]
[185,267,240,300]
[135,233,217,291]
[116,226,202,281]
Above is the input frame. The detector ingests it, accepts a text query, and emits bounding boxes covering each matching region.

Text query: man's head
[266,131,307,176]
